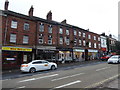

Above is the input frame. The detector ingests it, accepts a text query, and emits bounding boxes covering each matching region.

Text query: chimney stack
[29,5,34,16]
[4,0,9,10]
[61,19,67,24]
[46,11,52,21]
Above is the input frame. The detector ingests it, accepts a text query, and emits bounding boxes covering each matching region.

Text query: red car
[101,55,112,60]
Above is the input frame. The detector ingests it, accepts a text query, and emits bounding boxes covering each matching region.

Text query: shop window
[48,35,52,44]
[11,20,18,29]
[39,23,44,32]
[59,27,63,34]
[23,35,29,44]
[24,23,29,30]
[39,34,44,44]
[10,34,16,43]
[48,25,52,33]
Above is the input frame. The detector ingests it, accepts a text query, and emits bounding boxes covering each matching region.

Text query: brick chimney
[28,5,34,16]
[61,19,67,24]
[46,11,52,21]
[4,0,9,10]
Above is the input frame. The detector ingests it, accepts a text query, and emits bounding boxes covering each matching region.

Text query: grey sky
[0,0,119,39]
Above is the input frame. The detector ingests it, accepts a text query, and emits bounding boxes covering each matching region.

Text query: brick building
[1,0,101,69]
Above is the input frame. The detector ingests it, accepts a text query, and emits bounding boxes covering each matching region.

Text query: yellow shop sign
[2,46,32,52]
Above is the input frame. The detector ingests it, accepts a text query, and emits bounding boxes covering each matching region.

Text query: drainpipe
[4,13,8,45]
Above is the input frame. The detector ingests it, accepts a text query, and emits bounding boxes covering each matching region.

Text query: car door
[32,61,43,71]
[41,61,50,70]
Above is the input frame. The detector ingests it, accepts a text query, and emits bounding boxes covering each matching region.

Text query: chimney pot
[29,5,34,16]
[47,10,52,21]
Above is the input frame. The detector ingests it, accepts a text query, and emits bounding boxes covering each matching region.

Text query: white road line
[54,80,81,88]
[51,73,84,81]
[18,74,58,83]
[18,86,26,88]
[96,67,111,71]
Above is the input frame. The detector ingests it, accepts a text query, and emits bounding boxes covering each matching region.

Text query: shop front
[36,46,57,61]
[73,48,85,61]
[56,48,73,62]
[2,46,32,70]
[88,49,98,60]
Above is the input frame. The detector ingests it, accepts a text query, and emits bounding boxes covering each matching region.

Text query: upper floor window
[79,32,81,36]
[83,40,86,46]
[10,34,16,43]
[39,34,44,44]
[24,23,29,30]
[39,23,44,32]
[79,39,82,46]
[65,37,70,45]
[48,25,52,33]
[59,36,63,44]
[66,29,69,35]
[89,42,91,48]
[94,36,96,40]
[74,38,77,45]
[23,35,29,44]
[88,35,91,39]
[48,35,52,44]
[11,20,17,29]
[59,27,63,34]
[74,30,77,35]
[83,33,85,37]
[94,43,97,48]
[98,44,101,49]
[98,37,100,41]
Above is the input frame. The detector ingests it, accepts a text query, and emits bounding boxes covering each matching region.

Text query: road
[2,61,119,89]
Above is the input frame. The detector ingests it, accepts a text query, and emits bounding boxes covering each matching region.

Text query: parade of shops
[1,0,114,70]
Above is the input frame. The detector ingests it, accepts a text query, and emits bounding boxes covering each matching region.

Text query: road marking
[18,86,26,88]
[85,74,120,88]
[51,73,84,81]
[18,74,58,83]
[54,80,81,88]
[96,67,111,71]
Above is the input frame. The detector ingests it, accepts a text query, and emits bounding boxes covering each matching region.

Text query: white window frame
[39,23,44,32]
[11,21,18,29]
[88,35,91,39]
[79,40,82,45]
[83,33,85,37]
[66,29,69,35]
[94,36,96,40]
[74,30,77,35]
[79,32,81,36]
[94,43,97,48]
[48,25,52,33]
[98,37,100,41]
[89,42,91,47]
[10,34,16,43]
[59,36,63,44]
[48,35,52,45]
[59,27,63,34]
[83,40,86,46]
[24,23,29,30]
[39,34,44,44]
[66,37,70,45]
[23,35,29,44]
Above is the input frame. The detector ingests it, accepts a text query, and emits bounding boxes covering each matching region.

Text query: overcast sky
[0,0,119,39]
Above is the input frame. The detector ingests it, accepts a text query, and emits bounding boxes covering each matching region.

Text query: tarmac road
[2,61,119,89]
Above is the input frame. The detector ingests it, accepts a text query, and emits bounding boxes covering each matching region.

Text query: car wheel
[51,65,56,70]
[29,67,36,73]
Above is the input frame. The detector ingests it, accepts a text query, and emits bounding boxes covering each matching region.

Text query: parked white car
[20,60,57,73]
[107,55,120,64]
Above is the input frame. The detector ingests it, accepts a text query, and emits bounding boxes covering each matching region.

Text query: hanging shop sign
[2,46,32,52]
